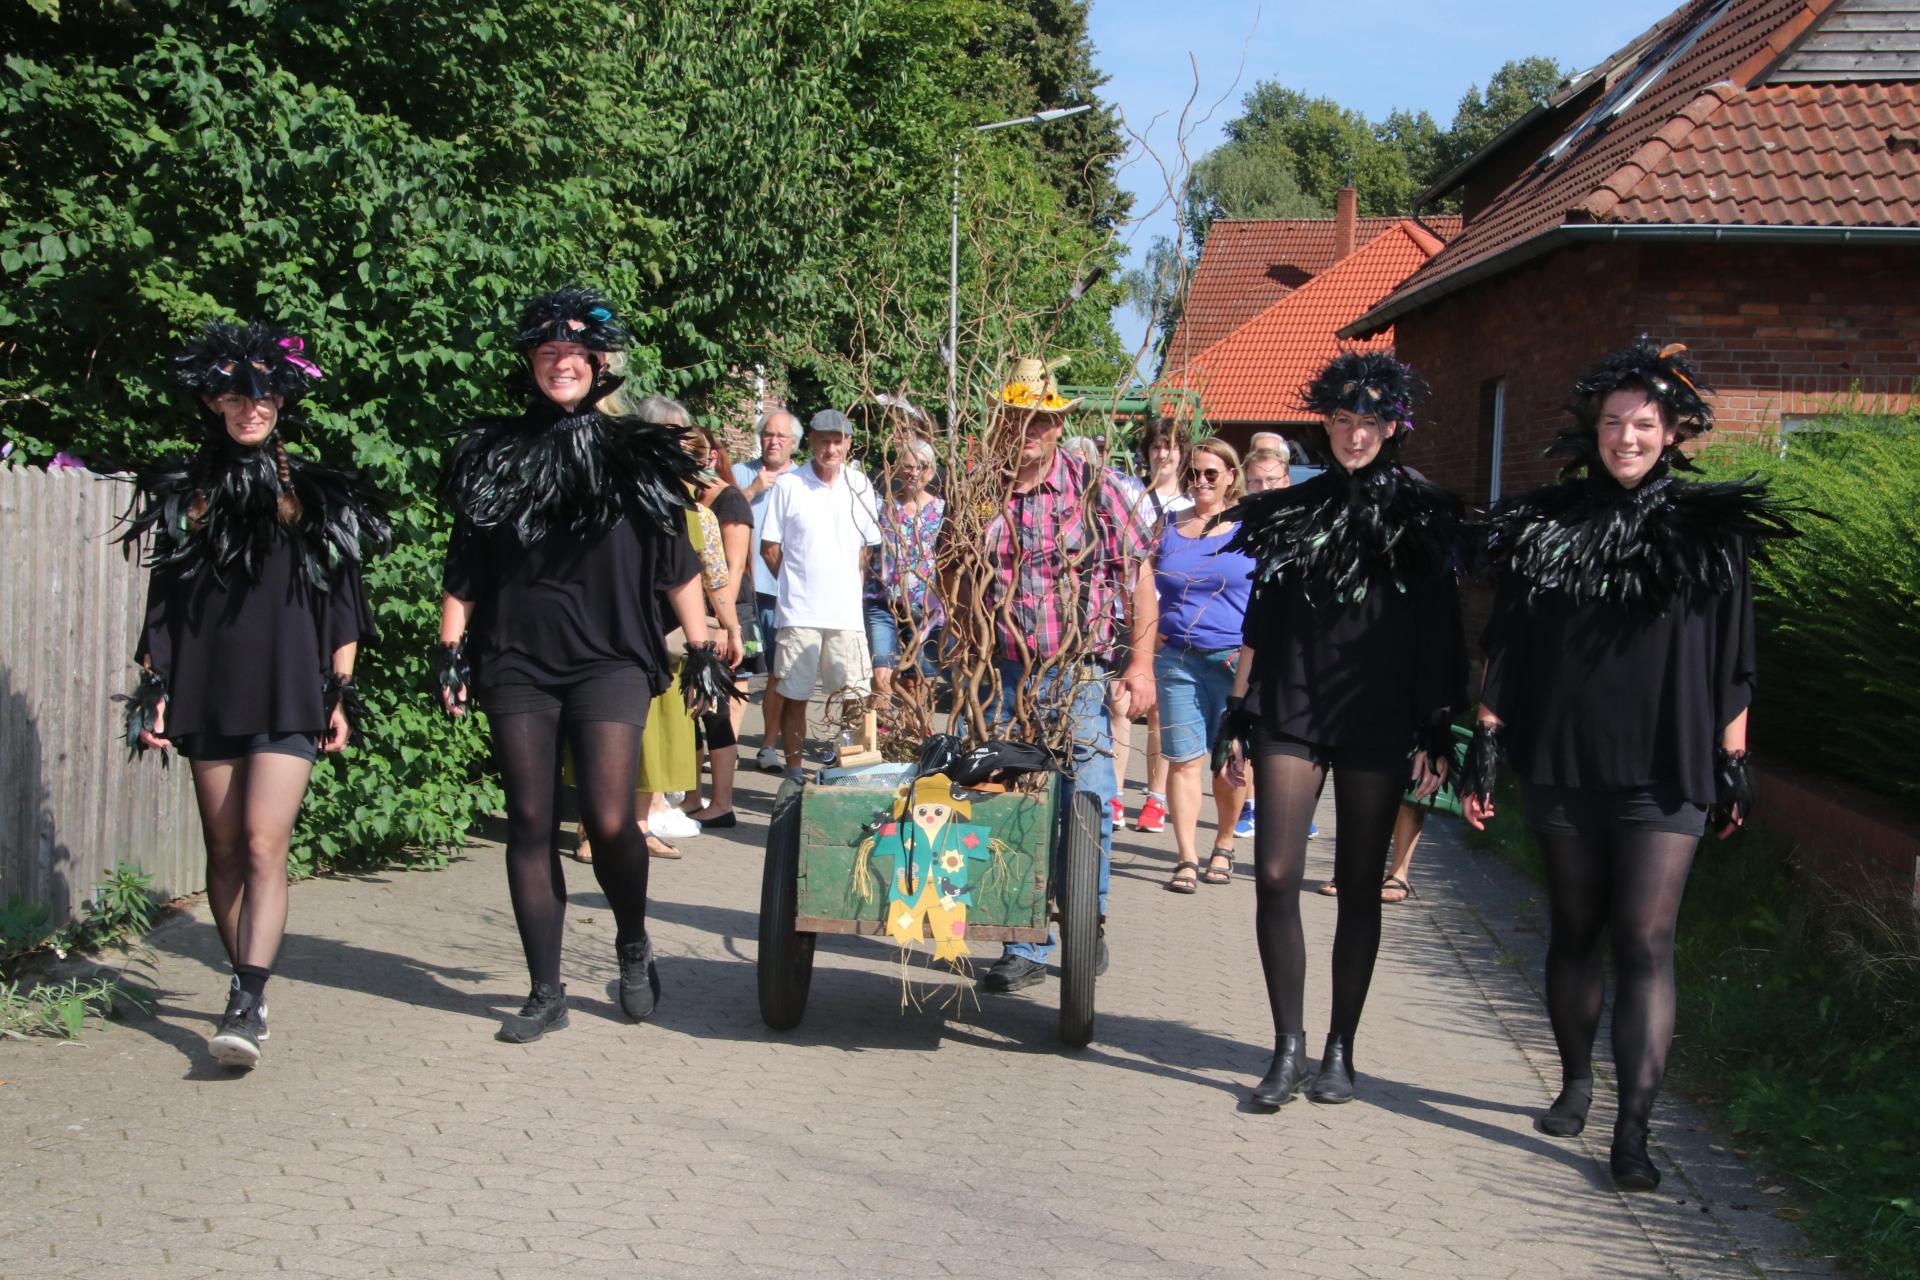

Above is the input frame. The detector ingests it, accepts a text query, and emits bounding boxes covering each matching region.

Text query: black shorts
[1522,783,1708,838]
[175,731,319,763]
[1249,725,1406,773]
[697,709,737,751]
[478,668,655,726]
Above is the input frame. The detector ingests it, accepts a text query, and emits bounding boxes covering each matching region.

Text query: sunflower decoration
[869,775,994,964]
[993,357,1083,414]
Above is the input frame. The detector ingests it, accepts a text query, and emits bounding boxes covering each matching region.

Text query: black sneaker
[497,982,569,1043]
[227,975,270,1041]
[210,990,265,1070]
[617,936,661,1021]
[980,953,1049,993]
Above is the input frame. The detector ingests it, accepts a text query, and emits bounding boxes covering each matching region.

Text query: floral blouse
[866,496,945,625]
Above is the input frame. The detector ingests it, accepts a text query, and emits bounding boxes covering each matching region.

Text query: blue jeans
[864,600,942,679]
[980,658,1115,963]
[1153,646,1239,765]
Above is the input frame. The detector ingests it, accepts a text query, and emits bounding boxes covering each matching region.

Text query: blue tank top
[1154,518,1254,652]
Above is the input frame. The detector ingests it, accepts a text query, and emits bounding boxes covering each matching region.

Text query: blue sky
[1086,0,1684,353]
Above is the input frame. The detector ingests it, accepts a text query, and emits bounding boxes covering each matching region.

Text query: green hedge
[1698,411,1920,808]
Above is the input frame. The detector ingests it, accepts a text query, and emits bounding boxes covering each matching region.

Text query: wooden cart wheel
[758,780,816,1030]
[1057,788,1101,1048]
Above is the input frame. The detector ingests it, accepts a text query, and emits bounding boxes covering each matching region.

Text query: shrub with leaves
[1697,411,1920,806]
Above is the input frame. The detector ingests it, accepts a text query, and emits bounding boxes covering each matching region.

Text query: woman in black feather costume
[1212,352,1469,1111]
[119,321,388,1071]
[1461,340,1798,1191]
[437,287,731,1044]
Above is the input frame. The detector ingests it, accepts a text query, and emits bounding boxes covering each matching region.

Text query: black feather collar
[1217,453,1469,604]
[119,436,389,589]
[1486,449,1800,612]
[441,378,697,546]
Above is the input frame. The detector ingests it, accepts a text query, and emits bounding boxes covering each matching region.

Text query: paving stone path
[1,716,1837,1278]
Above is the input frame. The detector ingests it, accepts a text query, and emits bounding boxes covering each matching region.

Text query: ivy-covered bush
[1699,411,1920,807]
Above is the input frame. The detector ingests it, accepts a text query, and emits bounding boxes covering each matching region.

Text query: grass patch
[0,972,150,1040]
[1463,796,1920,1279]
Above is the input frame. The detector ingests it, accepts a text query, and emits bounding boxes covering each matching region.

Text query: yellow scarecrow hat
[892,775,972,822]
[993,356,1082,414]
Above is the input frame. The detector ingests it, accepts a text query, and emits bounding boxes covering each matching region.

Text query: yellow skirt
[635,669,697,794]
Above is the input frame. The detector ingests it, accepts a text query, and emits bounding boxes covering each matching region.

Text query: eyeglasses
[1185,467,1228,483]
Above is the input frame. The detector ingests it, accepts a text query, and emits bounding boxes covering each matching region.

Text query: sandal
[1380,875,1413,904]
[1315,880,1339,896]
[1201,849,1234,884]
[569,824,593,864]
[644,832,682,859]
[1165,860,1200,894]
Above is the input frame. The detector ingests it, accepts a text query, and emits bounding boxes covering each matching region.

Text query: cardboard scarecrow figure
[869,775,993,963]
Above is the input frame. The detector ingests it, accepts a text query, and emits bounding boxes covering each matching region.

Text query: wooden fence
[0,466,200,927]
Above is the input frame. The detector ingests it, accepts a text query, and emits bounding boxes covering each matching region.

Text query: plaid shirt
[978,449,1153,664]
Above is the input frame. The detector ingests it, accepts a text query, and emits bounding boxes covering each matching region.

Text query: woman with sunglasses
[1150,438,1254,893]
[1214,352,1468,1110]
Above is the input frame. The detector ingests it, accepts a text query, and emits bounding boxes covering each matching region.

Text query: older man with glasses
[735,410,803,769]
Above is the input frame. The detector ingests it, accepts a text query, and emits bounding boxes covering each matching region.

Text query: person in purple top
[1148,438,1255,892]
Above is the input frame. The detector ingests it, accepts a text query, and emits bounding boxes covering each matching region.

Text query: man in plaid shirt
[956,358,1158,993]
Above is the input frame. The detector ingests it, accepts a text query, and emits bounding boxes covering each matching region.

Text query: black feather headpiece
[441,376,697,546]
[1568,337,1713,441]
[1216,456,1468,605]
[514,286,629,354]
[118,438,391,589]
[1300,351,1424,427]
[172,320,324,408]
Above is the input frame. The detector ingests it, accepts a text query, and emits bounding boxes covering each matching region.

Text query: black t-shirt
[139,537,375,737]
[1243,567,1467,754]
[443,512,700,694]
[1479,553,1755,805]
[710,484,751,530]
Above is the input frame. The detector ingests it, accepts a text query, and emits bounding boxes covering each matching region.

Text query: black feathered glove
[681,641,744,717]
[1708,747,1755,832]
[323,673,367,747]
[113,666,169,765]
[1462,720,1505,808]
[1210,695,1257,775]
[1412,709,1459,780]
[434,640,470,717]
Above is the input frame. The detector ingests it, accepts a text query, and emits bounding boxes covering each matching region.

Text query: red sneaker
[1110,797,1127,829]
[1134,795,1167,833]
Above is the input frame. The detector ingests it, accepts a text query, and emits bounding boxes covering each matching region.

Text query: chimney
[1334,185,1358,260]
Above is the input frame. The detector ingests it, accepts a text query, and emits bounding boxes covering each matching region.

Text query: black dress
[129,448,382,739]
[1480,462,1771,807]
[1232,458,1469,762]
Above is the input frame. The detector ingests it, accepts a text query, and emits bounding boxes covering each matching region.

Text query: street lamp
[947,104,1094,437]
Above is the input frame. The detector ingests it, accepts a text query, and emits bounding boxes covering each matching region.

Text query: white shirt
[762,461,881,630]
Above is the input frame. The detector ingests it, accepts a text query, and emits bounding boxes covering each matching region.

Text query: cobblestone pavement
[1,718,1836,1279]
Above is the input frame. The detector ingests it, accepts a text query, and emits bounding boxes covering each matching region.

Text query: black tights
[1252,753,1405,1051]
[1537,826,1699,1135]
[492,710,653,989]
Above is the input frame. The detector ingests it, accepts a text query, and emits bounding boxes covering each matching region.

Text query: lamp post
[947,104,1093,439]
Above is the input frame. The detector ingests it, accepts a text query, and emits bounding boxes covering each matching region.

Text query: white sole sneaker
[209,1030,261,1069]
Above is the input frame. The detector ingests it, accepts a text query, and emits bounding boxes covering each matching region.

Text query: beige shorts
[772,626,872,701]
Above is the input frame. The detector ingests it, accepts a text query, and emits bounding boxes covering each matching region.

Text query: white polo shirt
[762,461,881,630]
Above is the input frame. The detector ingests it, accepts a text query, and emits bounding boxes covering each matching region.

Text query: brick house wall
[1393,240,1920,500]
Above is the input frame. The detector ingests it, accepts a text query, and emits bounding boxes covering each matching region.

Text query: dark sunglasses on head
[1185,466,1228,482]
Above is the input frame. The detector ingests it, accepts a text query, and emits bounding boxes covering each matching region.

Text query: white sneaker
[755,746,783,773]
[652,808,702,838]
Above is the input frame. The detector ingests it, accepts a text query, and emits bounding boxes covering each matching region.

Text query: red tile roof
[1345,0,1920,336]
[1163,221,1445,425]
[1581,81,1920,224]
[1163,215,1461,372]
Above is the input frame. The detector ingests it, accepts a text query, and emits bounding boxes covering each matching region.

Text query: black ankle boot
[617,935,662,1022]
[1610,1121,1661,1192]
[497,982,569,1043]
[1536,1077,1594,1137]
[1250,1033,1310,1109]
[1308,1035,1356,1104]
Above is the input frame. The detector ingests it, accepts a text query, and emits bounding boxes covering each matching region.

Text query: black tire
[757,780,816,1030]
[1057,788,1101,1048]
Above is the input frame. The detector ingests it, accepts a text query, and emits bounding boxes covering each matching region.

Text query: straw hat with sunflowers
[993,356,1082,414]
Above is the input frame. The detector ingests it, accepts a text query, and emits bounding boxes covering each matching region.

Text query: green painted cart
[757,773,1104,1047]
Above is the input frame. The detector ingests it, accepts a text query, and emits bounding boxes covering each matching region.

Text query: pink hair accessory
[277,335,324,379]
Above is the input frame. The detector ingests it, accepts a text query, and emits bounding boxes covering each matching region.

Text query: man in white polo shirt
[760,409,881,781]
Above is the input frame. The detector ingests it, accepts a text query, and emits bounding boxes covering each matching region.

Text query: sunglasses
[1185,467,1229,483]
